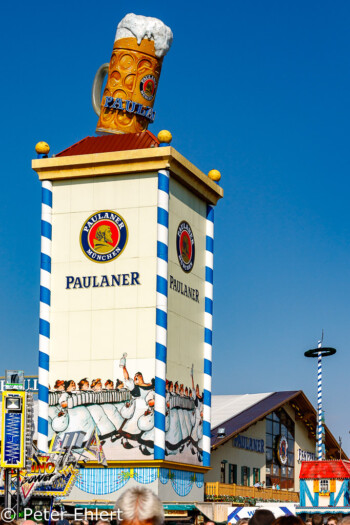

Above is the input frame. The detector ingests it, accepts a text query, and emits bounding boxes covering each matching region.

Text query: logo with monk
[80,211,128,263]
[176,221,195,273]
[140,75,157,101]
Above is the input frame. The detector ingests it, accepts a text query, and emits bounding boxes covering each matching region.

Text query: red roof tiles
[56,131,159,157]
[300,460,350,479]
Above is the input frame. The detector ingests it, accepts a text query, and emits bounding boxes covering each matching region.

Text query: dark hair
[78,378,89,390]
[64,379,74,390]
[273,517,305,525]
[249,510,275,525]
[312,515,324,525]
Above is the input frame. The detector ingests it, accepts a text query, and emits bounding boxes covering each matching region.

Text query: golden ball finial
[208,169,221,182]
[157,130,172,144]
[35,141,50,155]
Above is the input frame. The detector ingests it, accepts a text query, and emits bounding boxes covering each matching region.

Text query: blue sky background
[1,1,349,454]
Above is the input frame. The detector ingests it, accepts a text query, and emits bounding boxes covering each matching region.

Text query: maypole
[305,332,336,460]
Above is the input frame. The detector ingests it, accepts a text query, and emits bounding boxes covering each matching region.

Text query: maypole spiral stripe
[38,180,52,453]
[154,170,169,459]
[203,205,214,467]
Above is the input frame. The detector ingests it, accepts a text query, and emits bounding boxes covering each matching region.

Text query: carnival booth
[32,13,223,506]
[297,460,350,515]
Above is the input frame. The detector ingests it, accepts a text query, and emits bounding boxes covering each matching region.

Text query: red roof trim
[300,460,350,479]
[56,131,159,157]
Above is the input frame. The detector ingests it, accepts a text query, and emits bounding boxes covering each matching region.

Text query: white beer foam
[115,13,173,58]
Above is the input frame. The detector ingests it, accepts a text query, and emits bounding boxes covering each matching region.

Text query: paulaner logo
[80,211,128,263]
[176,221,195,273]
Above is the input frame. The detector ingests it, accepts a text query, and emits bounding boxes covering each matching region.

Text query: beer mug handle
[91,63,109,116]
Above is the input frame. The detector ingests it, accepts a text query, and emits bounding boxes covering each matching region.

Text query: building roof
[300,460,350,479]
[211,393,272,428]
[211,391,298,448]
[56,131,159,157]
[211,390,347,461]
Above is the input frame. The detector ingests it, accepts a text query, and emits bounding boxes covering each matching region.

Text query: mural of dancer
[48,355,203,463]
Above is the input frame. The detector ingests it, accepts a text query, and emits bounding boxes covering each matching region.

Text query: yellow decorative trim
[77,459,210,473]
[32,147,223,205]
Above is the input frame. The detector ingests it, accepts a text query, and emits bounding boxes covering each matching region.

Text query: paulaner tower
[32,14,223,504]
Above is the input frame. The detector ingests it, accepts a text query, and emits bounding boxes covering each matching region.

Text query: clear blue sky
[1,1,349,453]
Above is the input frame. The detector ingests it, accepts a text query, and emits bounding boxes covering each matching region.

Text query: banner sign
[0,451,79,505]
[228,505,296,524]
[1,391,26,468]
[21,455,78,503]
[0,376,38,392]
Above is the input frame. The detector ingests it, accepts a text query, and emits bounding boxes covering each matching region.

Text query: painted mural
[49,355,203,464]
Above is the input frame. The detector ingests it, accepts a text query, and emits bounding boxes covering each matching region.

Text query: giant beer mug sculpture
[92,13,173,134]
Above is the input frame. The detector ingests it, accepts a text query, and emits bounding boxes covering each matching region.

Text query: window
[241,466,250,486]
[320,479,329,493]
[229,464,237,484]
[266,407,295,490]
[220,462,226,483]
[253,468,260,484]
[266,419,273,434]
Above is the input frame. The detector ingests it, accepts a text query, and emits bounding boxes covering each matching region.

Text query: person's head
[134,372,144,385]
[95,225,113,244]
[236,520,249,525]
[54,380,65,391]
[272,517,304,525]
[338,518,350,525]
[327,518,338,525]
[305,519,312,525]
[115,487,164,525]
[249,509,275,525]
[91,378,102,391]
[79,378,89,390]
[312,515,324,525]
[105,379,114,389]
[65,379,76,392]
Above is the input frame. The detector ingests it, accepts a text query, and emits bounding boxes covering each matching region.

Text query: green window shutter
[241,467,245,485]
[234,464,237,484]
[247,467,251,486]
